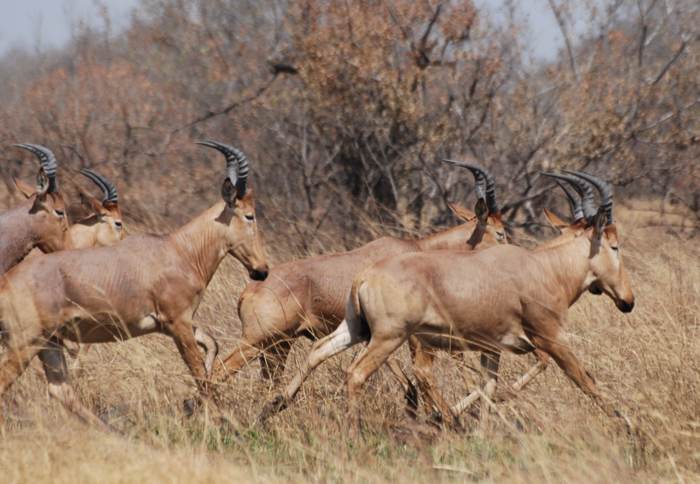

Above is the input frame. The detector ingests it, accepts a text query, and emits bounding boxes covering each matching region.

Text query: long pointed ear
[221,178,236,207]
[542,208,567,234]
[79,193,105,216]
[448,203,476,222]
[35,168,49,199]
[474,198,489,226]
[593,209,606,241]
[12,176,37,199]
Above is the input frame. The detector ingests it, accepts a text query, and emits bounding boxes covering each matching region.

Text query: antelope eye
[611,246,619,252]
[115,221,123,228]
[496,231,505,240]
[54,210,65,217]
[245,215,255,221]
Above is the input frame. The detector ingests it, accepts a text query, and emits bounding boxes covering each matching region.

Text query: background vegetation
[1,0,699,482]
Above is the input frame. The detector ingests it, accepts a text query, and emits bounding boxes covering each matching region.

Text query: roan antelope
[210,163,506,391]
[388,170,605,429]
[0,144,73,274]
[0,141,268,432]
[259,172,634,437]
[60,170,219,373]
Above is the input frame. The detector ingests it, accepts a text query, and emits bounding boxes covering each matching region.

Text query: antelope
[0,141,268,432]
[259,172,634,437]
[0,144,73,274]
[387,170,604,429]
[210,163,507,392]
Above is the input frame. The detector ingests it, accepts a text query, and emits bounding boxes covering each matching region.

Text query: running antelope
[0,141,267,432]
[387,170,604,429]
[210,162,506,390]
[0,144,73,274]
[260,172,634,436]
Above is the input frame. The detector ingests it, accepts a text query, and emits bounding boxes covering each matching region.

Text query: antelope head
[75,169,124,247]
[12,144,73,253]
[196,141,269,281]
[565,171,634,313]
[443,159,506,250]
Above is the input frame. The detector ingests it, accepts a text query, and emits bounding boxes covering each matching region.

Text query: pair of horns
[79,169,118,203]
[442,159,500,214]
[541,170,614,225]
[195,140,249,197]
[14,143,59,193]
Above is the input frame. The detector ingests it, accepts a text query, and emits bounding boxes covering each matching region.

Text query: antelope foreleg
[167,320,220,420]
[478,351,501,437]
[38,338,116,434]
[193,326,219,378]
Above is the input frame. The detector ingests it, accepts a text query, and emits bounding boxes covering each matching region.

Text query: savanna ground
[1,198,699,484]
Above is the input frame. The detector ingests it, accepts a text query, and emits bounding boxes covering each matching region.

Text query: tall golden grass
[1,201,699,483]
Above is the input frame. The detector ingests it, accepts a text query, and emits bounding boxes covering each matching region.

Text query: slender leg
[212,338,271,383]
[0,341,42,428]
[165,319,220,419]
[410,337,463,430]
[193,327,219,378]
[453,352,478,394]
[259,318,369,421]
[259,339,293,385]
[478,350,500,437]
[534,333,618,418]
[345,336,407,437]
[451,350,550,417]
[38,338,116,433]
[385,356,420,420]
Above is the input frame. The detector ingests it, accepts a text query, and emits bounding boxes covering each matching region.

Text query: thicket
[1,0,699,253]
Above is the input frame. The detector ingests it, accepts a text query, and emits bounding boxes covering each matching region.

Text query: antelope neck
[412,219,478,251]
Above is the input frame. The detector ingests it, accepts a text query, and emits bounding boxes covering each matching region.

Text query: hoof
[183,399,196,418]
[258,395,287,425]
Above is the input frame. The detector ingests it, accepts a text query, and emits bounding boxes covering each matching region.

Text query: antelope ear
[474,198,489,226]
[13,176,37,199]
[35,168,49,198]
[221,178,236,207]
[593,209,606,241]
[80,193,105,216]
[543,208,567,234]
[448,203,476,222]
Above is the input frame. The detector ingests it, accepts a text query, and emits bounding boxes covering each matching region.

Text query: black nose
[250,268,269,281]
[618,300,634,313]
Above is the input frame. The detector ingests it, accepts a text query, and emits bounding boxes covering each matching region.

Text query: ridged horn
[14,143,59,193]
[443,159,499,214]
[540,171,598,221]
[79,168,118,203]
[562,170,614,225]
[195,140,249,196]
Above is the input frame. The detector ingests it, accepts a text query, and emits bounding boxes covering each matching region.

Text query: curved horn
[554,180,583,221]
[539,172,596,220]
[14,143,59,193]
[562,170,613,225]
[195,140,249,196]
[79,168,118,203]
[443,159,499,214]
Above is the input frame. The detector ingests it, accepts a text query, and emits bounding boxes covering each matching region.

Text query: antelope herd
[0,141,636,438]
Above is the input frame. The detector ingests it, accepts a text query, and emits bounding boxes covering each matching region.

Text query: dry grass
[2,202,700,483]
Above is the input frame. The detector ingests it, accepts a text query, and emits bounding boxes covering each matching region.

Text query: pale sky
[0,0,566,60]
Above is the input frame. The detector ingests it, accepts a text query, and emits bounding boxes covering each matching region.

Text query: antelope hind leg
[385,356,420,420]
[260,318,369,422]
[259,338,293,386]
[478,351,501,437]
[410,338,463,431]
[38,338,117,433]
